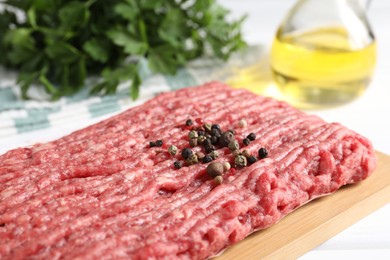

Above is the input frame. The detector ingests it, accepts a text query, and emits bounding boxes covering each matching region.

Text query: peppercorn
[220,131,235,147]
[203,123,212,132]
[243,138,250,146]
[228,140,240,151]
[149,141,156,147]
[206,162,224,178]
[210,135,219,145]
[196,152,205,160]
[181,148,193,160]
[205,144,215,154]
[198,135,207,144]
[168,145,178,156]
[197,130,205,136]
[214,175,223,185]
[209,150,219,160]
[186,153,198,165]
[247,133,256,141]
[247,156,258,165]
[186,119,193,126]
[202,155,213,163]
[234,155,247,168]
[242,149,250,158]
[211,124,221,132]
[228,129,236,135]
[211,128,221,138]
[238,119,247,128]
[258,147,268,159]
[202,137,212,146]
[188,130,198,139]
[232,149,240,157]
[174,161,182,169]
[189,138,198,147]
[222,162,231,171]
[156,140,163,147]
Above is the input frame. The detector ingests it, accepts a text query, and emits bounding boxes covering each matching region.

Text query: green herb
[0,0,246,100]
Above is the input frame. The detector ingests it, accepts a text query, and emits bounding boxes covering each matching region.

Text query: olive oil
[271,27,376,108]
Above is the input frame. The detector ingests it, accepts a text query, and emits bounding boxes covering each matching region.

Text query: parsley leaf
[0,0,246,100]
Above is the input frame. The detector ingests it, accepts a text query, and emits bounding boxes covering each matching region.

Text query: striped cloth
[0,45,263,138]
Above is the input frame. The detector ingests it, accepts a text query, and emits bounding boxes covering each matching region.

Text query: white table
[1,0,389,259]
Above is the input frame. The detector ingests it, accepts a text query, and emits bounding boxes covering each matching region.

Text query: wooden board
[217,151,390,260]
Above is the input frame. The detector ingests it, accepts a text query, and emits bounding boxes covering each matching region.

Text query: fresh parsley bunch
[0,0,246,100]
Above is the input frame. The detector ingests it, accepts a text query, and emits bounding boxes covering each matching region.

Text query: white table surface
[1,0,389,259]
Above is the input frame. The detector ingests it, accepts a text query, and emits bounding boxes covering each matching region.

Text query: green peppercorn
[168,145,178,156]
[238,119,247,128]
[149,141,156,147]
[186,119,193,126]
[186,153,198,165]
[206,162,224,178]
[234,155,247,168]
[214,175,223,185]
[247,156,258,165]
[243,138,250,146]
[232,149,240,157]
[198,135,207,144]
[202,155,213,163]
[222,162,231,171]
[181,148,193,160]
[258,147,268,159]
[209,150,219,160]
[189,138,198,147]
[204,123,212,132]
[228,140,240,151]
[247,133,256,141]
[188,130,198,139]
[156,140,163,147]
[174,161,182,169]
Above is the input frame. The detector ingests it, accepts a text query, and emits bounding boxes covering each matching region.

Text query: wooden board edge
[217,151,390,259]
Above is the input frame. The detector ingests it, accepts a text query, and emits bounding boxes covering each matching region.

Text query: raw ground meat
[0,82,376,259]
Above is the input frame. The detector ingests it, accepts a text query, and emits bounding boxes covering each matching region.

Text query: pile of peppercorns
[149,119,268,184]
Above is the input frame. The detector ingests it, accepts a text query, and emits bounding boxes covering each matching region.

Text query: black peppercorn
[202,155,213,163]
[174,161,182,169]
[258,147,268,159]
[186,119,193,126]
[181,148,193,160]
[247,133,256,141]
[211,124,221,131]
[149,141,156,147]
[155,140,163,147]
[210,135,219,145]
[202,138,212,146]
[198,130,205,136]
[220,131,235,147]
[205,144,215,154]
[247,156,258,165]
[211,128,221,138]
[243,138,250,146]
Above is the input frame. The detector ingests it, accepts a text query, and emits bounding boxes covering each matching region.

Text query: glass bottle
[270,0,376,109]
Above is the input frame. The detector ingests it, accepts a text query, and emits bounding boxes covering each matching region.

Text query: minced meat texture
[0,82,377,259]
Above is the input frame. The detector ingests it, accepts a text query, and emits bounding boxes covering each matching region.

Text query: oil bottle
[271,0,376,109]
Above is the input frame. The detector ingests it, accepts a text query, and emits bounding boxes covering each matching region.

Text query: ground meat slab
[0,82,376,259]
